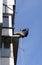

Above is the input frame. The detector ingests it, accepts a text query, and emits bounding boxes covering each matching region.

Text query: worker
[14,28,29,38]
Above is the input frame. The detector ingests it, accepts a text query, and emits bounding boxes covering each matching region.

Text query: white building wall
[0,0,3,23]
[3,0,15,14]
[0,58,14,65]
[3,0,15,5]
[9,16,12,36]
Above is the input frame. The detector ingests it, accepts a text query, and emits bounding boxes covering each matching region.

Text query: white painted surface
[0,58,14,65]
[9,16,12,36]
[3,4,13,14]
[3,0,15,5]
[10,43,13,57]
[2,28,12,36]
[0,0,3,23]
[3,0,15,14]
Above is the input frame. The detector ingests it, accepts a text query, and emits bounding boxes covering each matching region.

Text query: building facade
[0,0,19,65]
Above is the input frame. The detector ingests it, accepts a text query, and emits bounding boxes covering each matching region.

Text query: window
[3,16,9,27]
[2,16,9,35]
[0,40,10,57]
[4,40,10,57]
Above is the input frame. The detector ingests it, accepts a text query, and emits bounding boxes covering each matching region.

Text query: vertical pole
[10,38,14,65]
[10,39,13,57]
[9,16,12,36]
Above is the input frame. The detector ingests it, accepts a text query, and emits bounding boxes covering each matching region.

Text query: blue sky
[14,0,42,65]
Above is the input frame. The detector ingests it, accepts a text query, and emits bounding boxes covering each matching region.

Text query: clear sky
[14,0,42,65]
